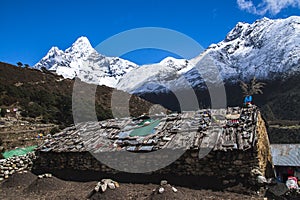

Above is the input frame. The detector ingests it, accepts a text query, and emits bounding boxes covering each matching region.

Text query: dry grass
[255,112,273,177]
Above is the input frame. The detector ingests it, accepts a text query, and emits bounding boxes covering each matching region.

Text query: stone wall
[0,152,36,181]
[33,149,262,188]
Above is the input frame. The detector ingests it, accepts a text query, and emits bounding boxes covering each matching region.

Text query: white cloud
[237,0,300,15]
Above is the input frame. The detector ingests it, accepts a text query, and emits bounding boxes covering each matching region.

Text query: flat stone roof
[37,106,259,153]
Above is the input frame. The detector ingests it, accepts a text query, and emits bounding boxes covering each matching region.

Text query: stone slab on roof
[37,106,259,153]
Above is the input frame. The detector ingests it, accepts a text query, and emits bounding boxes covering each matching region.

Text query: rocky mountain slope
[206,16,300,80]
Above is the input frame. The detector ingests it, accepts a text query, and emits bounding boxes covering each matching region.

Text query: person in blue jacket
[244,95,252,106]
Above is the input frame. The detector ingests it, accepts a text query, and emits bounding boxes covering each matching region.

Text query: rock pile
[38,173,52,179]
[0,152,36,181]
[87,179,119,198]
[155,180,178,194]
[149,180,184,200]
[94,179,119,192]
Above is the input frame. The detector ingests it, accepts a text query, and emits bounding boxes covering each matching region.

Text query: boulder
[158,187,165,194]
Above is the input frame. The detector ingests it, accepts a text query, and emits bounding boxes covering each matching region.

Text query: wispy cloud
[237,0,300,15]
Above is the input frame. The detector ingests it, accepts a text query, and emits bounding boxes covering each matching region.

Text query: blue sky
[1,0,300,65]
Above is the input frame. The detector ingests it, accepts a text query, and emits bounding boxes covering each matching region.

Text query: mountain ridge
[117,16,300,94]
[34,16,300,94]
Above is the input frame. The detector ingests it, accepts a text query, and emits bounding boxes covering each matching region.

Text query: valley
[1,13,300,200]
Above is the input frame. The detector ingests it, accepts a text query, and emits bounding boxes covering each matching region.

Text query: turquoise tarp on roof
[129,119,160,137]
[2,145,37,159]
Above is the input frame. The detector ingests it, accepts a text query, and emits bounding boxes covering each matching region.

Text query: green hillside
[0,62,153,127]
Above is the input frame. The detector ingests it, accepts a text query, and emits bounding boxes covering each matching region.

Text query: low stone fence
[0,152,36,181]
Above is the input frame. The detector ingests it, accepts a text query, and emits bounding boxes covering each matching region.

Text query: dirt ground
[0,171,263,200]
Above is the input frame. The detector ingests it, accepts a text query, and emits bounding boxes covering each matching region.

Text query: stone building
[33,106,274,189]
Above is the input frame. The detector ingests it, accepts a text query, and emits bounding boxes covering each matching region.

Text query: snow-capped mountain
[116,16,300,94]
[115,57,196,93]
[35,16,300,94]
[205,16,300,81]
[34,36,138,87]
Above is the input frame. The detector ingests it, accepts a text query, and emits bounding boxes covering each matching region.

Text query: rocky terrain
[0,171,262,200]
